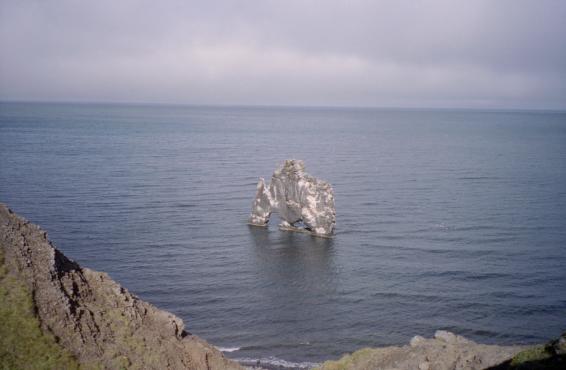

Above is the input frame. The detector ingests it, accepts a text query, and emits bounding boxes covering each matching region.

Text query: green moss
[510,345,553,366]
[316,348,377,370]
[0,248,80,370]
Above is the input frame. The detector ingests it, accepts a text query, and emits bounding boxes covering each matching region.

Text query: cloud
[1,0,565,109]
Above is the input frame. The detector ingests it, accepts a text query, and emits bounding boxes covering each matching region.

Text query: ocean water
[1,102,565,368]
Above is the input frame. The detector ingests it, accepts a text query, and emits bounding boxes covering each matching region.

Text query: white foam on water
[217,346,241,352]
[235,356,320,370]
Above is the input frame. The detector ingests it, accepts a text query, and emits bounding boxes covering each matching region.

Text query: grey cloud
[1,0,565,109]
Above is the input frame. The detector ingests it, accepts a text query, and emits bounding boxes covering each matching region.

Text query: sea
[1,102,565,369]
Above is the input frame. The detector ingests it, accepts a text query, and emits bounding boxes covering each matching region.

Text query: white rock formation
[248,178,271,226]
[249,160,336,236]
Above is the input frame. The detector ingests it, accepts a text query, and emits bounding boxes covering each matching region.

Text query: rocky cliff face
[0,204,242,370]
[318,330,525,370]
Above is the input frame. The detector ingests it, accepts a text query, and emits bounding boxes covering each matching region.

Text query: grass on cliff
[0,248,80,370]
[316,348,377,370]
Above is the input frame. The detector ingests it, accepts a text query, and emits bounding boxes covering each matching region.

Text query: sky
[1,0,565,109]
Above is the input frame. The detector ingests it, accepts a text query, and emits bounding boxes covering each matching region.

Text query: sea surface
[1,102,565,368]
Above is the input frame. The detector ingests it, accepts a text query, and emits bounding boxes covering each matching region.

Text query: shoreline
[0,203,242,369]
[1,202,564,369]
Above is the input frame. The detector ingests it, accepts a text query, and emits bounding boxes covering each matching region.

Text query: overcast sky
[1,0,565,109]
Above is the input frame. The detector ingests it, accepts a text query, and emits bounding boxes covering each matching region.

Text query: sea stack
[249,160,336,237]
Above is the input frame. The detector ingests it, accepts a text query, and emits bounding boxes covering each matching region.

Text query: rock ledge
[318,331,525,370]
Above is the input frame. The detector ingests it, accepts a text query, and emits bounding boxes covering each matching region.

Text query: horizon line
[1,98,565,114]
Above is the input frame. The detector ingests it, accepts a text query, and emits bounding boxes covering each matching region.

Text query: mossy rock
[511,345,553,366]
[490,337,566,370]
[0,248,81,370]
[316,348,377,370]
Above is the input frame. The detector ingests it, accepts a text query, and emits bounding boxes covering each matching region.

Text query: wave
[217,346,241,352]
[235,356,320,370]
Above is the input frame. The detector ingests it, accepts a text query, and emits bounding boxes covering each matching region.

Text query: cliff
[0,203,242,370]
[317,330,565,370]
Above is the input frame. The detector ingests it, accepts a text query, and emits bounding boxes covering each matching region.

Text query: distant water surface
[1,102,565,368]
